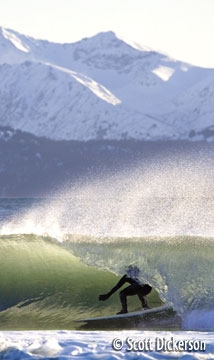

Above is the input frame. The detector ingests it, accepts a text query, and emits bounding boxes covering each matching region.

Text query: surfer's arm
[99,275,127,301]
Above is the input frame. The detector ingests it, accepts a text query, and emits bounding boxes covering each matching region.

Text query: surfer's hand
[99,294,109,301]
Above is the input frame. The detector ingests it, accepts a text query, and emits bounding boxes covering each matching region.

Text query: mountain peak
[93,30,117,39]
[82,31,117,41]
[78,30,127,48]
[0,26,213,142]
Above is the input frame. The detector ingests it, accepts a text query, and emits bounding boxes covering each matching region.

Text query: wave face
[0,155,214,330]
[0,234,128,330]
[0,233,213,330]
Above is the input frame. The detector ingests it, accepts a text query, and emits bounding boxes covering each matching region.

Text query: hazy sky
[0,0,214,67]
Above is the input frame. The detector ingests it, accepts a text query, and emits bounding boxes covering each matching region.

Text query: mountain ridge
[0,26,213,141]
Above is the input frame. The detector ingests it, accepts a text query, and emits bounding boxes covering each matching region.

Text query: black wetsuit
[100,274,152,313]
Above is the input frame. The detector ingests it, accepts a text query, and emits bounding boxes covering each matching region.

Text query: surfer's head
[126,265,140,277]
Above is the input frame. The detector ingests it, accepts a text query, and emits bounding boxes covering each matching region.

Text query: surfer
[99,265,152,314]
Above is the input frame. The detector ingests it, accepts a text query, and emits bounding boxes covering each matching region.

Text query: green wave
[0,234,213,330]
[0,234,162,330]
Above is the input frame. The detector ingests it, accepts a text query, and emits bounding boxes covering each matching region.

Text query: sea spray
[1,153,214,238]
[0,153,214,329]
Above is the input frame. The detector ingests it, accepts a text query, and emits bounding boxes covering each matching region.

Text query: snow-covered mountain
[0,26,214,141]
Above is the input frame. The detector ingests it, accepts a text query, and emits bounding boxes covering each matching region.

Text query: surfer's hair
[126,264,140,277]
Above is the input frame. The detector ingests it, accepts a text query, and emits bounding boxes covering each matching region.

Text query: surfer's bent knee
[119,290,125,297]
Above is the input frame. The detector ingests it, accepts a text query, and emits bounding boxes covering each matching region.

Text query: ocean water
[0,197,172,331]
[1,330,214,359]
[0,157,214,358]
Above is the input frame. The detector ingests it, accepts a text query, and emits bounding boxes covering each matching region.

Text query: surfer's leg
[137,293,149,309]
[118,289,128,314]
[118,285,138,314]
[138,285,152,309]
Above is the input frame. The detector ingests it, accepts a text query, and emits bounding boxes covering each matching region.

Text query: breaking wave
[0,154,214,330]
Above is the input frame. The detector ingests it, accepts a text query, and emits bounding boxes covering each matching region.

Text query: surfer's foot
[117,309,128,314]
[143,305,150,310]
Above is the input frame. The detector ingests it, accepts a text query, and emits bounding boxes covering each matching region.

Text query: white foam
[183,310,214,331]
[0,330,213,359]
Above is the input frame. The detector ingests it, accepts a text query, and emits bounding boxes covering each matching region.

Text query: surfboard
[75,304,170,322]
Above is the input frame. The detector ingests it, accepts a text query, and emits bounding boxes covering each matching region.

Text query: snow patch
[0,27,214,141]
[181,65,189,72]
[46,62,121,105]
[152,66,175,81]
[70,70,121,105]
[2,28,30,53]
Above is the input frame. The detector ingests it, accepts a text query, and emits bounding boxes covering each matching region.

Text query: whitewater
[0,152,214,358]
